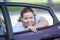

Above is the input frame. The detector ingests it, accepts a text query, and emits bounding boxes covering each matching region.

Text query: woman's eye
[24,18,28,19]
[30,17,33,19]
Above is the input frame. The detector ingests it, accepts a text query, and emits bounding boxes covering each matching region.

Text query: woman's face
[21,12,35,27]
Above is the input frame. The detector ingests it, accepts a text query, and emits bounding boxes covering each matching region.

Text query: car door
[0,2,60,40]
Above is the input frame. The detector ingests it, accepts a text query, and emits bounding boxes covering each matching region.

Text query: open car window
[7,6,53,33]
[0,8,6,36]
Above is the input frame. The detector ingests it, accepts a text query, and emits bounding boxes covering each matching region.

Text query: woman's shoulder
[15,22,22,25]
[13,22,29,33]
[35,14,42,18]
[13,22,23,28]
[13,22,23,32]
[35,14,43,24]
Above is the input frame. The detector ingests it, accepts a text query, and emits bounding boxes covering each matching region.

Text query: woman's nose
[28,19,31,22]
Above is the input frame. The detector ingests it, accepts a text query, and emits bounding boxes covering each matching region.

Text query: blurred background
[0,0,60,27]
[0,0,60,11]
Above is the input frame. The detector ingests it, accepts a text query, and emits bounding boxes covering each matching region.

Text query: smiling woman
[7,6,53,33]
[12,7,49,32]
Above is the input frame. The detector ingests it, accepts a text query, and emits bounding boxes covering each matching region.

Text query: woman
[13,7,49,32]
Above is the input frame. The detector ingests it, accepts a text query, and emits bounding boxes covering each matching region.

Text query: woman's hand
[28,26,37,32]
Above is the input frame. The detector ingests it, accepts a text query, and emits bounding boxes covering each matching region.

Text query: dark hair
[18,7,35,21]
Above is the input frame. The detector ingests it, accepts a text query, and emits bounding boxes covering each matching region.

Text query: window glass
[7,6,53,33]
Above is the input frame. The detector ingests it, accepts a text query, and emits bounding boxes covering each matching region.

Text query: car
[0,2,60,40]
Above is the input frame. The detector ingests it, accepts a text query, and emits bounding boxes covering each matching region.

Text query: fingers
[31,27,37,32]
[28,26,37,32]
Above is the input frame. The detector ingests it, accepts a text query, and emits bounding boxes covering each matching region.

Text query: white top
[13,14,42,32]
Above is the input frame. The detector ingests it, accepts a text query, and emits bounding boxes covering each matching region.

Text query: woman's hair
[18,7,35,21]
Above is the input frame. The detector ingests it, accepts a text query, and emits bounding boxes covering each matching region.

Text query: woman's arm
[33,17,49,28]
[28,17,49,32]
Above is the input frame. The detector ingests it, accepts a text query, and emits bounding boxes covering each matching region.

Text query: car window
[7,6,53,33]
[0,8,6,35]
